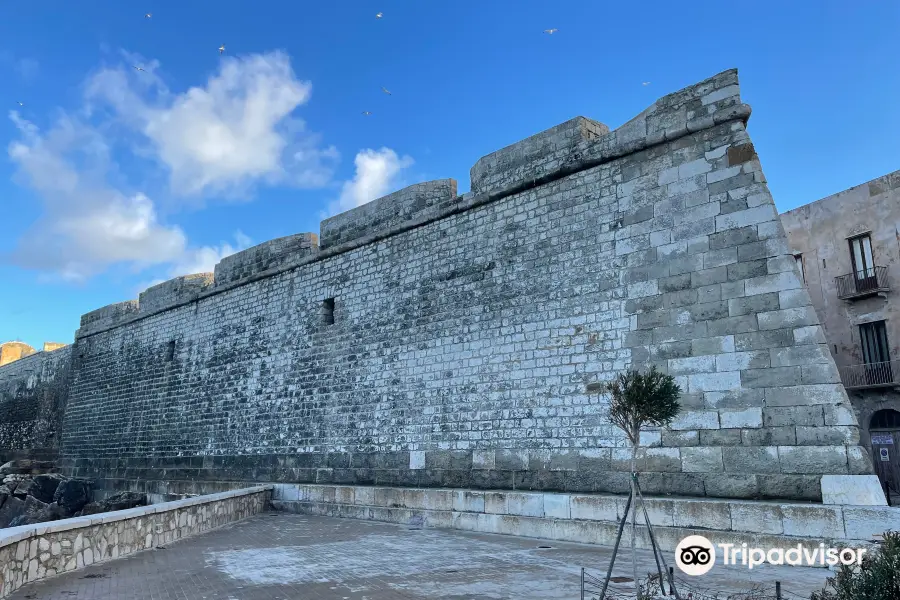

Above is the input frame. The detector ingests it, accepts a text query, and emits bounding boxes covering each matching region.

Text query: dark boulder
[0,496,25,528]
[11,478,36,498]
[0,460,56,476]
[79,491,147,516]
[31,474,66,504]
[53,478,92,514]
[8,496,51,527]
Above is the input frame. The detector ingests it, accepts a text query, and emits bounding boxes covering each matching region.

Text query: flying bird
[144,12,152,18]
[218,44,225,54]
[362,111,372,116]
[133,65,145,72]
[543,28,558,34]
[642,81,651,86]
[375,12,383,18]
[381,87,391,95]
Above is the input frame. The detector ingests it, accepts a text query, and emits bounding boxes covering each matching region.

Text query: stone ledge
[272,484,900,548]
[320,179,458,249]
[0,485,272,546]
[138,273,214,314]
[0,485,272,598]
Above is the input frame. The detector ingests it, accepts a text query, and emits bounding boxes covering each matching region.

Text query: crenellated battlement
[214,233,319,286]
[320,179,458,249]
[470,117,609,195]
[78,69,750,340]
[139,273,214,314]
[79,300,139,331]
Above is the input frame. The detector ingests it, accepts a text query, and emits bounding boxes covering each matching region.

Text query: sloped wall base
[272,484,900,552]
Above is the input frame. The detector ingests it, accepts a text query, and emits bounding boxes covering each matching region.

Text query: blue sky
[1,1,898,349]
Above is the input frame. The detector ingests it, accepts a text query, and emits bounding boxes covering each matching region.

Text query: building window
[849,233,876,281]
[859,321,893,386]
[860,321,890,365]
[166,340,176,362]
[794,254,805,283]
[322,298,335,325]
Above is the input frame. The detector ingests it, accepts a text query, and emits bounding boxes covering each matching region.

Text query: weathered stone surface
[28,473,66,504]
[0,68,870,504]
[821,475,887,506]
[0,494,24,527]
[79,491,147,516]
[53,479,92,514]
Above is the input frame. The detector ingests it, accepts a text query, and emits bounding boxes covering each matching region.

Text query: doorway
[870,409,900,506]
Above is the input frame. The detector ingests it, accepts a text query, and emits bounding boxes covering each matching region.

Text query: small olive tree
[604,366,681,599]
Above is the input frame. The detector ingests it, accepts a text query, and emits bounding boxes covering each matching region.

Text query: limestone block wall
[272,483,899,551]
[0,346,71,463]
[0,344,36,368]
[0,485,271,599]
[56,68,872,502]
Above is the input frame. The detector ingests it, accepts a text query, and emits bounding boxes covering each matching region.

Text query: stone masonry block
[506,492,545,517]
[722,446,779,473]
[742,427,797,446]
[777,446,848,474]
[688,372,740,392]
[782,505,845,538]
[543,494,571,519]
[692,335,735,356]
[570,495,622,522]
[484,492,508,515]
[769,345,831,368]
[719,408,762,428]
[680,446,724,472]
[700,429,742,446]
[673,500,731,530]
[764,384,847,407]
[670,410,720,430]
[729,502,783,534]
[703,388,765,409]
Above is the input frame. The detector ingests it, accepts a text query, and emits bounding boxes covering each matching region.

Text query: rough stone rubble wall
[56,69,871,502]
[0,347,71,463]
[0,486,270,598]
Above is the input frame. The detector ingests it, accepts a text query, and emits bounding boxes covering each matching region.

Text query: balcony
[835,266,890,300]
[840,360,900,390]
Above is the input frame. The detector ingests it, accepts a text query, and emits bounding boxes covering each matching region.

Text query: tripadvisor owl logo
[675,535,716,576]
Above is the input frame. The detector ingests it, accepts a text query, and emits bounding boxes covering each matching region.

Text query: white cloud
[86,50,338,198]
[328,148,414,215]
[7,111,186,282]
[7,49,337,282]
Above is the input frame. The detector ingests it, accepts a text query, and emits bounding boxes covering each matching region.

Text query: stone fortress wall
[0,345,71,464]
[0,69,876,503]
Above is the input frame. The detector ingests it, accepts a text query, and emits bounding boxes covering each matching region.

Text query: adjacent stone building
[0,342,35,367]
[0,69,884,510]
[781,169,900,498]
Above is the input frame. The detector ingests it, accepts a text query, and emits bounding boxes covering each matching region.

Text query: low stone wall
[273,484,900,552]
[0,485,271,598]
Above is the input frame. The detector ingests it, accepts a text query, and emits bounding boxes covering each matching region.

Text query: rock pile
[0,460,147,528]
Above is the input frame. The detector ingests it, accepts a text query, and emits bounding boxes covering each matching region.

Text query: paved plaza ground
[9,513,833,599]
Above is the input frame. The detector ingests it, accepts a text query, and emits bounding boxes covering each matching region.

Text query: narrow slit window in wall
[794,254,805,283]
[322,298,335,325]
[166,340,176,362]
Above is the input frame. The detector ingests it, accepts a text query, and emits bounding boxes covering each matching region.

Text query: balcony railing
[840,360,900,390]
[835,266,890,300]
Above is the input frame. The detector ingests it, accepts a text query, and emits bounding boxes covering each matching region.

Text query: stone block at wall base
[821,475,887,506]
[271,484,900,552]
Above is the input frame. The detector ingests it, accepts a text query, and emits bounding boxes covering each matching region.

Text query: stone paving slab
[8,513,832,599]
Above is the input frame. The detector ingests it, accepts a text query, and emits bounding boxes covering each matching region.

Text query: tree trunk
[630,429,640,599]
